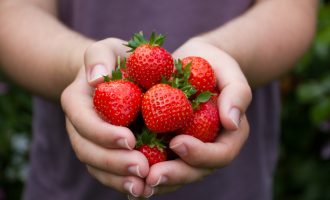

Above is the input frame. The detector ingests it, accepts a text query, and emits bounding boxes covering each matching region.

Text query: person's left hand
[141,38,252,198]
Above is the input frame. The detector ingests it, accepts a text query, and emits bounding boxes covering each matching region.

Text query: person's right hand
[61,38,150,198]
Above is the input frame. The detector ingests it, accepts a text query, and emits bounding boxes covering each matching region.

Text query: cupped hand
[61,38,150,198]
[142,38,252,197]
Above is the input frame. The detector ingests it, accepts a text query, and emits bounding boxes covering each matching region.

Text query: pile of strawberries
[93,32,221,166]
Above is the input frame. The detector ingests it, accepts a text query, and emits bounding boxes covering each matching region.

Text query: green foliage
[0,73,32,200]
[274,2,330,200]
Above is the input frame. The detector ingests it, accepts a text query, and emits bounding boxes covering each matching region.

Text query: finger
[127,195,149,200]
[143,184,181,198]
[210,53,252,130]
[84,38,129,86]
[170,115,249,168]
[61,69,136,149]
[145,159,211,187]
[66,118,149,177]
[143,159,211,197]
[87,166,145,198]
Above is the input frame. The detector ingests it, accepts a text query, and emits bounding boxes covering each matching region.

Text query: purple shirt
[23,0,280,199]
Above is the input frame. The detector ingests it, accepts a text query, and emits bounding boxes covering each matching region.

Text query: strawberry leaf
[103,75,111,82]
[161,76,170,84]
[181,85,197,98]
[149,32,156,45]
[126,32,147,51]
[154,33,165,46]
[174,59,183,74]
[183,62,192,84]
[136,127,166,150]
[126,31,166,51]
[169,59,197,98]
[195,91,214,102]
[192,91,215,109]
[111,70,122,80]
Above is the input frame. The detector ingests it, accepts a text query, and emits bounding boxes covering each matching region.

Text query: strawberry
[138,145,167,166]
[136,128,167,166]
[181,56,216,93]
[126,32,174,89]
[93,78,142,127]
[178,101,220,143]
[142,84,193,133]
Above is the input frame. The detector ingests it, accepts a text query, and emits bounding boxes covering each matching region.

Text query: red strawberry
[138,145,167,166]
[126,32,174,89]
[142,84,193,133]
[136,129,167,166]
[181,56,216,93]
[93,79,142,126]
[178,101,220,143]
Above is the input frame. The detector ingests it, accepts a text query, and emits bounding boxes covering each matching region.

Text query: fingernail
[128,165,143,178]
[150,175,168,187]
[144,185,155,198]
[228,107,241,128]
[90,64,108,82]
[124,182,138,197]
[117,138,132,150]
[170,143,187,156]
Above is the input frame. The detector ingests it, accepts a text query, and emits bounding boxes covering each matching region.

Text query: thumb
[218,81,252,130]
[84,38,128,87]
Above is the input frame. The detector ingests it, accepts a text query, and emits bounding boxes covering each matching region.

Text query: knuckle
[60,87,70,111]
[84,41,107,62]
[103,156,115,170]
[86,166,95,177]
[87,166,113,188]
[188,149,209,167]
[104,37,120,45]
[221,147,235,166]
[74,147,86,164]
[237,79,251,91]
[85,41,106,54]
[212,144,234,168]
[240,83,252,102]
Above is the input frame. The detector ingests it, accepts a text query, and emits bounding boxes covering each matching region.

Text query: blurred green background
[1,1,330,200]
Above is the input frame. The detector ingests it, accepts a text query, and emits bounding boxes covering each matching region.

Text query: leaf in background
[297,74,330,103]
[311,96,330,124]
[297,82,324,103]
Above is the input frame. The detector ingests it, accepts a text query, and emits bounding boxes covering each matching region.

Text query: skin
[0,0,317,198]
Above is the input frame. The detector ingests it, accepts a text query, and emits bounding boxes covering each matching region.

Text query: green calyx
[136,127,166,150]
[168,59,197,98]
[103,75,111,82]
[192,91,215,109]
[102,56,128,82]
[126,31,166,52]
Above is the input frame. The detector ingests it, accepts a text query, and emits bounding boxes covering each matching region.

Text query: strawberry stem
[110,56,125,80]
